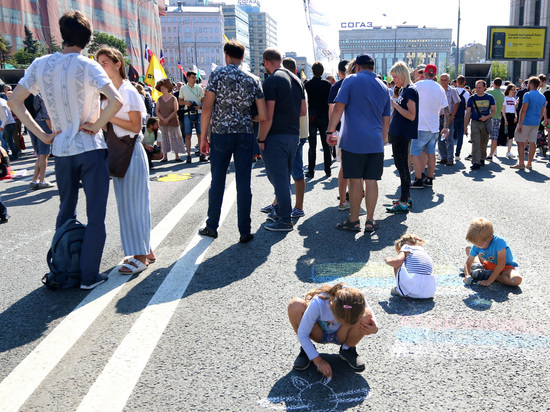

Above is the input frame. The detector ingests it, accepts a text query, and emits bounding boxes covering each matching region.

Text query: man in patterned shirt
[199,39,266,243]
[9,11,123,289]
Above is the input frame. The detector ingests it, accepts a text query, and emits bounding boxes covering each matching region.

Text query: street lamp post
[394,21,407,64]
[137,0,155,77]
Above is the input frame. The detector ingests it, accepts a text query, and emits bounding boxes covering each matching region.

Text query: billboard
[486,26,547,60]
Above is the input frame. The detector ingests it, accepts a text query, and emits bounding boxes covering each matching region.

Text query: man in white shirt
[410,64,449,189]
[0,97,17,159]
[9,10,123,290]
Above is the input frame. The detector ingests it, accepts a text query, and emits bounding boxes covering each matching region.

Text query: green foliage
[491,61,508,80]
[46,33,62,54]
[0,34,12,69]
[89,31,128,57]
[23,26,40,55]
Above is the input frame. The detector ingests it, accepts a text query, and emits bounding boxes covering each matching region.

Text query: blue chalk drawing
[397,327,550,349]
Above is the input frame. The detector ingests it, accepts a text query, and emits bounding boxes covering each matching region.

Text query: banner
[145,54,167,101]
[487,26,547,60]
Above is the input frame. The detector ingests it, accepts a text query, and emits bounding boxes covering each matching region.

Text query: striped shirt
[401,244,433,276]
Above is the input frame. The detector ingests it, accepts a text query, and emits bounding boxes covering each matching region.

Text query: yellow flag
[144,54,167,102]
[301,70,306,80]
[223,34,229,43]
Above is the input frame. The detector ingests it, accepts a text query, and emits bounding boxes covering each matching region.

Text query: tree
[491,61,508,80]
[23,25,39,55]
[46,33,62,54]
[89,31,128,57]
[0,34,12,69]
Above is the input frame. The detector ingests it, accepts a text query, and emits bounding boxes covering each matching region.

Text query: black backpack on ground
[42,219,86,290]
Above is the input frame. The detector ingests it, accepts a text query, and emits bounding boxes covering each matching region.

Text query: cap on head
[425,64,437,75]
[355,53,374,66]
[415,64,426,72]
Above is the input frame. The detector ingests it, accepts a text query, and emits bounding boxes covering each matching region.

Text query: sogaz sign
[341,21,373,29]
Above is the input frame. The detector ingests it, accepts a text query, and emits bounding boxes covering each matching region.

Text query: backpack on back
[42,219,86,290]
[456,90,467,117]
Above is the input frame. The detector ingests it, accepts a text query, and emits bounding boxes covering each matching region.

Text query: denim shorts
[291,138,306,181]
[320,331,342,345]
[183,113,201,136]
[29,120,52,156]
[410,131,438,155]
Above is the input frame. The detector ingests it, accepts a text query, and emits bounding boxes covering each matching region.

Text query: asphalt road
[1,136,549,412]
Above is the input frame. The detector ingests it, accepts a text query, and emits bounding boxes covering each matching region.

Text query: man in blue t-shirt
[327,53,391,233]
[512,76,547,169]
[464,80,496,170]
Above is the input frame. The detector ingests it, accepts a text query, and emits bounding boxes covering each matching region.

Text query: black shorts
[341,150,384,180]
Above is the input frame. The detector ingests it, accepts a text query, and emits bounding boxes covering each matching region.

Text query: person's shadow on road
[462,283,522,311]
[263,363,371,411]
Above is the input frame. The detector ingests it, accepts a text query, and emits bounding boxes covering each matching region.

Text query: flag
[211,62,218,72]
[159,49,165,66]
[313,35,339,61]
[145,44,153,62]
[177,61,188,82]
[223,34,229,43]
[89,54,94,60]
[301,70,306,80]
[193,64,201,81]
[128,64,139,82]
[145,54,167,101]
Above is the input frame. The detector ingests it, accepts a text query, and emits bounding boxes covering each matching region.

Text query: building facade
[162,4,224,82]
[246,10,277,77]
[509,0,550,82]
[0,0,164,76]
[339,26,453,77]
[463,43,487,63]
[221,4,250,67]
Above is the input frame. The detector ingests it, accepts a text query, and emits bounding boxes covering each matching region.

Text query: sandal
[119,257,148,274]
[336,219,361,232]
[364,220,378,233]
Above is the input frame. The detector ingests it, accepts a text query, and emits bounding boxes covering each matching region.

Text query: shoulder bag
[105,122,137,178]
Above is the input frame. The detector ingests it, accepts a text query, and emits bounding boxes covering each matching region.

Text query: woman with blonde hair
[96,47,155,273]
[386,62,418,214]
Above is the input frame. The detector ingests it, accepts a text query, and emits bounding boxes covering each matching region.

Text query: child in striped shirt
[385,233,436,298]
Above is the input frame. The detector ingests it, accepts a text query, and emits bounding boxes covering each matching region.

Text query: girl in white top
[502,84,518,158]
[288,283,378,379]
[385,233,436,299]
[97,47,155,274]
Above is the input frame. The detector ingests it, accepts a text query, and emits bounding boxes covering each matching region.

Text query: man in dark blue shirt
[258,48,307,232]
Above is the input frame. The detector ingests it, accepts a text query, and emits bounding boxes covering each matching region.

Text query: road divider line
[0,173,212,412]
[77,180,237,412]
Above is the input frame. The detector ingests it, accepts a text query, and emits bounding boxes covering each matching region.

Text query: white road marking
[0,173,212,412]
[77,180,237,412]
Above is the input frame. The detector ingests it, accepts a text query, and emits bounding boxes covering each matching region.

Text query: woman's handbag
[105,122,137,178]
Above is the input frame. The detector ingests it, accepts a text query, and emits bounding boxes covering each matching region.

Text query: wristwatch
[257,138,266,143]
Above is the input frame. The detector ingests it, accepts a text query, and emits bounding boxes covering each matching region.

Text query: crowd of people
[0,10,535,381]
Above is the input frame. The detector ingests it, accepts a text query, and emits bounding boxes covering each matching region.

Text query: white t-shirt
[19,52,112,157]
[178,83,204,113]
[504,96,517,114]
[101,81,146,141]
[415,79,449,133]
[0,98,15,126]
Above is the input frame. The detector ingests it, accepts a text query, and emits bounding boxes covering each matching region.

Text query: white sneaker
[506,152,515,158]
[455,155,461,161]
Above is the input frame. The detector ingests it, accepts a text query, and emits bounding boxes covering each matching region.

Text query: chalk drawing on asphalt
[392,317,550,358]
[258,376,371,411]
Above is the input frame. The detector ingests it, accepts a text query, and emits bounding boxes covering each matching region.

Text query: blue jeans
[438,115,454,162]
[0,127,9,152]
[2,123,18,158]
[55,149,110,284]
[261,134,299,223]
[183,113,201,135]
[0,194,7,220]
[206,132,254,235]
[453,116,465,156]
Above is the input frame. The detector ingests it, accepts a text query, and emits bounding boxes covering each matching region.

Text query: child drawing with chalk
[288,283,378,379]
[463,217,522,287]
[385,233,436,299]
